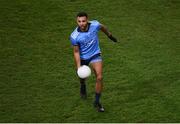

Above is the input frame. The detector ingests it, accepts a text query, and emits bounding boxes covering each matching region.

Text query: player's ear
[76,17,79,23]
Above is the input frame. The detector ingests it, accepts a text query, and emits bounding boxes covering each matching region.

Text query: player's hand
[108,35,118,42]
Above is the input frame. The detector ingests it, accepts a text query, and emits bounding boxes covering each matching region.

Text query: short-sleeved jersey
[70,20,101,60]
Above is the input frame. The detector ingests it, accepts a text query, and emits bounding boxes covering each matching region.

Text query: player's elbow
[73,46,80,53]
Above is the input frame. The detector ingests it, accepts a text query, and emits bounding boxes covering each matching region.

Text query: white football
[77,65,91,79]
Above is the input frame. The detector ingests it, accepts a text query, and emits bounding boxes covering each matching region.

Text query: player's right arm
[73,45,81,69]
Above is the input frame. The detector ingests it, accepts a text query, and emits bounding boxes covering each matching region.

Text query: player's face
[77,16,88,31]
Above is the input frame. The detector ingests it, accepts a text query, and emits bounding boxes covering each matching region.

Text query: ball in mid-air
[77,65,91,79]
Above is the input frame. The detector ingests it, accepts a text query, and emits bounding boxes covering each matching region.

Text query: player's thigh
[91,61,103,77]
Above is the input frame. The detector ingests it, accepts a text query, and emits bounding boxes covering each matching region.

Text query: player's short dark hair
[77,12,88,18]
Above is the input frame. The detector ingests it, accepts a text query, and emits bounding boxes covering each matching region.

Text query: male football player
[70,12,117,112]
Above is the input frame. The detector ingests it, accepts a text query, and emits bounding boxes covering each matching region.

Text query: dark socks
[95,93,101,104]
[80,83,86,94]
[80,79,86,95]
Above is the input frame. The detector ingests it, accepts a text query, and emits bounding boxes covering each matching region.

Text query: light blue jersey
[70,20,101,60]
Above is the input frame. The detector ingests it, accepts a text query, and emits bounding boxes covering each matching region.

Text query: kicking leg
[91,61,104,112]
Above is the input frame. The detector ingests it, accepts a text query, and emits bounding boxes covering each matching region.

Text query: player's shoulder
[70,27,79,40]
[89,20,100,26]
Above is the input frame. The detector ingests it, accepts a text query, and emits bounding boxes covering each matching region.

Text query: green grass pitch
[0,0,179,122]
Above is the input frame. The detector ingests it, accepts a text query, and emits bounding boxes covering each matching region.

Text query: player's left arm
[100,24,118,42]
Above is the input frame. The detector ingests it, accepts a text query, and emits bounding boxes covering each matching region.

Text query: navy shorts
[81,53,102,66]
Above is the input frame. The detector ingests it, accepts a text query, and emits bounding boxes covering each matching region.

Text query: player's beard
[80,23,88,31]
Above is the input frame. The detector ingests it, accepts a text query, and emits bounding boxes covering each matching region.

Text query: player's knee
[96,75,103,82]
